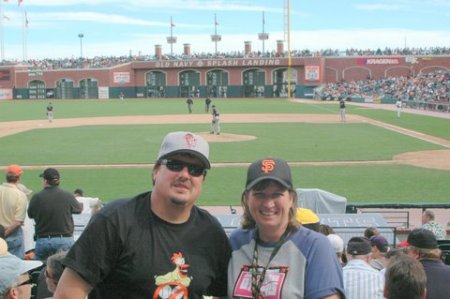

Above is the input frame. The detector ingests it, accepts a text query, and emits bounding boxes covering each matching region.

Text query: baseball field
[0,98,449,206]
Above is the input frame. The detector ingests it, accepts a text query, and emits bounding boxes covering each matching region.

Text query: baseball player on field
[46,102,54,122]
[395,98,403,118]
[339,98,346,123]
[186,97,194,113]
[210,105,220,135]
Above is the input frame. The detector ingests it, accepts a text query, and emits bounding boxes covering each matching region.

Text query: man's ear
[152,167,158,186]
[8,287,18,298]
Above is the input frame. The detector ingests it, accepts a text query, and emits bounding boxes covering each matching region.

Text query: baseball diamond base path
[1,113,449,170]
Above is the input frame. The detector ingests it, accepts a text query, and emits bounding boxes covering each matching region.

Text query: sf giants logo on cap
[261,159,276,173]
[184,133,197,149]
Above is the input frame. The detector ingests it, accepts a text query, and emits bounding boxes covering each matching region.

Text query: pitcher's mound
[197,132,256,143]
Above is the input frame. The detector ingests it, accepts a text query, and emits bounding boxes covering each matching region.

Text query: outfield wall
[1,55,449,100]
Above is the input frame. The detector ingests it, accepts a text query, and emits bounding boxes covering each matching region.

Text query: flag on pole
[171,22,175,27]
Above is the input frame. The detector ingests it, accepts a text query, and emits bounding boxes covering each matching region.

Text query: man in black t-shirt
[55,131,231,299]
[28,168,82,261]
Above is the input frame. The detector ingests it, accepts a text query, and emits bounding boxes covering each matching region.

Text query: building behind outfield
[1,44,449,101]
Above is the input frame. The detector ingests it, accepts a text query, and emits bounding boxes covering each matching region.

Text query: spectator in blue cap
[370,235,389,271]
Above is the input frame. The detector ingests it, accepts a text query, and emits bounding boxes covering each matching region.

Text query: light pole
[210,14,221,55]
[78,33,84,58]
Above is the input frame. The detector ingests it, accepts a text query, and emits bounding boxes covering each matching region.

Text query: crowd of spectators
[319,70,450,107]
[0,46,449,69]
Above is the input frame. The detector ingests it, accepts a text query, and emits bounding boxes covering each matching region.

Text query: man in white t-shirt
[73,189,102,215]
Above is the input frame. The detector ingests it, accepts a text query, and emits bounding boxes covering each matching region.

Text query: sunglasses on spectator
[15,277,34,288]
[160,159,206,177]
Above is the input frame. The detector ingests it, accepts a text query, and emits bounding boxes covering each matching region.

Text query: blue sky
[1,0,449,60]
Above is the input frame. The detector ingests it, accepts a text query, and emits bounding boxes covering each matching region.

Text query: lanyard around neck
[251,228,290,298]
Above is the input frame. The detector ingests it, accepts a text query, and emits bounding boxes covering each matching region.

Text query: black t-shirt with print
[63,191,231,299]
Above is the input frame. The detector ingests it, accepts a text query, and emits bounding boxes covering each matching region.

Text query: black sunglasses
[160,159,206,177]
[15,277,34,288]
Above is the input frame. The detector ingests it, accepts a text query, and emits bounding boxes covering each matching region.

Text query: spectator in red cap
[406,228,450,299]
[0,165,28,258]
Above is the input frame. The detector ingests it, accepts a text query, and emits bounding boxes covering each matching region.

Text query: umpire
[27,168,82,261]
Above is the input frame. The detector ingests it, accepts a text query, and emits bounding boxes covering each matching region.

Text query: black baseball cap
[39,168,60,181]
[246,157,293,190]
[347,236,372,255]
[407,228,438,249]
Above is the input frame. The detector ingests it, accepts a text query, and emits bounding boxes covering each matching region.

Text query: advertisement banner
[113,72,130,84]
[304,65,320,82]
[0,88,13,100]
[356,58,400,65]
[98,87,109,99]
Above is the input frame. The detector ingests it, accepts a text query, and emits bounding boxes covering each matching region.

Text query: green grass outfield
[1,99,449,205]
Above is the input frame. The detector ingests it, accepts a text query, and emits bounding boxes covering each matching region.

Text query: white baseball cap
[0,238,43,293]
[157,132,210,168]
[327,234,344,253]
